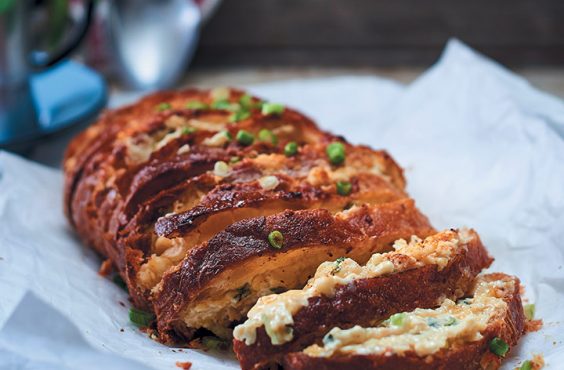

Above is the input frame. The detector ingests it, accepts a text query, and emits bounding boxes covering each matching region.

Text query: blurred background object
[0,0,105,152]
[83,0,221,90]
[192,0,564,67]
[2,0,563,163]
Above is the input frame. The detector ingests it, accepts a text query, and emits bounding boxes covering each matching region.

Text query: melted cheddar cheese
[233,229,474,345]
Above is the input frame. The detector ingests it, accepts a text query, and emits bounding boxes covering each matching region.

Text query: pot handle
[30,0,95,68]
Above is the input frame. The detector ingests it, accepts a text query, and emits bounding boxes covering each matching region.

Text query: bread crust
[153,199,434,343]
[233,230,493,370]
[282,273,525,370]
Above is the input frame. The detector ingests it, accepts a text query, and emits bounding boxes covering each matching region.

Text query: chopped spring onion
[326,142,346,165]
[524,303,535,320]
[261,102,285,115]
[181,126,196,135]
[268,230,284,249]
[489,337,509,357]
[213,161,230,177]
[519,360,532,370]
[236,130,254,146]
[284,141,298,157]
[156,102,171,111]
[258,129,278,145]
[212,99,239,111]
[336,181,352,196]
[129,308,155,327]
[239,94,253,109]
[389,313,406,327]
[229,109,251,122]
[185,101,208,110]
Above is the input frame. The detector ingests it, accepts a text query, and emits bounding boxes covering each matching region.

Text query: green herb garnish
[261,102,285,115]
[390,313,406,327]
[489,337,509,357]
[284,142,298,157]
[326,142,345,165]
[268,230,284,249]
[129,308,155,328]
[230,156,241,164]
[336,181,352,196]
[185,101,208,110]
[181,126,197,135]
[519,360,532,370]
[212,99,239,111]
[331,257,346,275]
[236,130,254,146]
[239,94,253,110]
[258,129,278,145]
[229,110,251,122]
[524,303,535,320]
[156,102,171,111]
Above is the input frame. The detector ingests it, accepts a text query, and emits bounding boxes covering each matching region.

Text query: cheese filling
[233,229,474,346]
[303,277,513,358]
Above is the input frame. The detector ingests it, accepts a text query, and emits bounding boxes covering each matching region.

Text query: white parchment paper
[1,40,563,369]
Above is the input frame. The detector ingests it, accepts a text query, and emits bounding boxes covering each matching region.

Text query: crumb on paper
[98,259,113,276]
[175,361,192,369]
[120,328,124,332]
[526,319,543,332]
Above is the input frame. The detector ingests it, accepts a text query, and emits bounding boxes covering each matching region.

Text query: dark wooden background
[192,0,564,67]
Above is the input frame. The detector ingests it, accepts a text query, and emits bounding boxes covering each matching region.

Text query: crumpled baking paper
[1,39,563,369]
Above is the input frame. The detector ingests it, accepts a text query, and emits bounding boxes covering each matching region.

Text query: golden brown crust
[64,88,329,262]
[282,273,526,370]
[153,199,434,343]
[233,230,494,370]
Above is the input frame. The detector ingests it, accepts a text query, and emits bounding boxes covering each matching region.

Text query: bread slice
[232,229,493,370]
[152,199,434,343]
[283,273,525,370]
[119,144,407,308]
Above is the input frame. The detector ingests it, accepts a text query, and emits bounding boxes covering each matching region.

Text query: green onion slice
[268,230,284,249]
[261,102,285,115]
[519,360,532,370]
[489,337,509,357]
[284,141,298,157]
[258,129,278,145]
[326,141,346,165]
[239,94,253,109]
[389,313,406,327]
[229,110,251,122]
[129,308,155,328]
[181,126,196,135]
[185,101,208,110]
[524,303,535,320]
[156,102,171,111]
[236,130,254,146]
[336,181,352,196]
